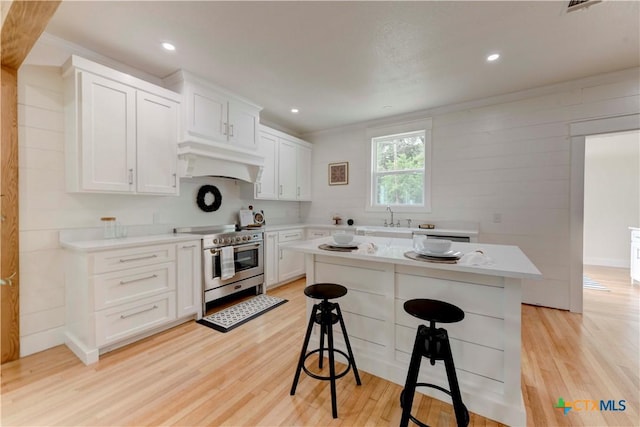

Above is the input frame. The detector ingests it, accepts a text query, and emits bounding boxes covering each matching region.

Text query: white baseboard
[583,257,630,268]
[20,326,65,357]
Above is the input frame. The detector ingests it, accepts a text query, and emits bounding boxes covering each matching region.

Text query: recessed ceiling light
[162,42,176,51]
[487,53,500,62]
[290,108,299,114]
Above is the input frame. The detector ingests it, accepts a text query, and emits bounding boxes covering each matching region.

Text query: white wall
[584,131,640,267]
[17,65,301,357]
[303,68,640,310]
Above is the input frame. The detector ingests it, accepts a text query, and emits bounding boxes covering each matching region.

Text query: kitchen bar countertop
[282,235,541,280]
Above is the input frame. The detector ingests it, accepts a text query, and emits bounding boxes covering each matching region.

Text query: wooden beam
[1,65,20,363]
[1,0,61,68]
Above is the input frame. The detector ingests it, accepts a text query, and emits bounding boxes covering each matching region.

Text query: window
[367,119,432,212]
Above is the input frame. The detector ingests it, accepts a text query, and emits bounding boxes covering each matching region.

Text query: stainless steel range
[174,225,264,312]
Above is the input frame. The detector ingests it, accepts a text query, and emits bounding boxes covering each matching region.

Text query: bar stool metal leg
[443,338,468,427]
[399,326,426,427]
[326,306,338,418]
[335,304,361,385]
[290,304,319,396]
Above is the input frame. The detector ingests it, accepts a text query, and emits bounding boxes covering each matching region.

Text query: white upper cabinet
[136,91,179,194]
[255,125,312,201]
[164,70,261,151]
[296,144,312,200]
[278,138,298,200]
[63,55,180,195]
[255,130,279,199]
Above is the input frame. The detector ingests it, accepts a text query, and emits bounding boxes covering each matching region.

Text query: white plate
[415,249,462,258]
[331,241,358,247]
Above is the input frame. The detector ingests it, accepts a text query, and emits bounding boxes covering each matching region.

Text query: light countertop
[281,235,542,280]
[60,233,199,252]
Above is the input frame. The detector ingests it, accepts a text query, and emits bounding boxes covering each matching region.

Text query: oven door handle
[209,242,261,255]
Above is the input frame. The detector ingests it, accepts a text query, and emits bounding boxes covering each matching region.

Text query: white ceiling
[34,1,640,135]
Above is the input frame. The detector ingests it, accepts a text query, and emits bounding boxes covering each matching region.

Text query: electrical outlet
[492,213,502,223]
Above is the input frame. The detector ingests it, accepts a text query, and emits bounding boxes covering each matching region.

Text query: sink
[355,226,413,238]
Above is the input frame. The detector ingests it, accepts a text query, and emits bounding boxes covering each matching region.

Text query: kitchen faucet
[386,205,394,227]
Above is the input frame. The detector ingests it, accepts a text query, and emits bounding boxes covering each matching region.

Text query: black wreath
[196,185,222,212]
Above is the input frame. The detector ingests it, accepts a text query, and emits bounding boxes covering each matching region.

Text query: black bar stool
[290,283,362,418]
[399,298,469,427]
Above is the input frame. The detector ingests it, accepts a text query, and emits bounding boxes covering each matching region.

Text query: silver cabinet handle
[128,168,134,185]
[223,122,228,136]
[297,187,300,197]
[279,184,283,195]
[279,249,283,260]
[119,254,158,263]
[257,183,261,194]
[284,233,300,238]
[120,304,158,319]
[172,173,177,188]
[182,244,197,249]
[119,274,157,285]
[1,271,16,286]
[229,124,234,137]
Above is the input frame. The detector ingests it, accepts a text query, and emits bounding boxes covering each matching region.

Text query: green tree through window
[372,131,425,206]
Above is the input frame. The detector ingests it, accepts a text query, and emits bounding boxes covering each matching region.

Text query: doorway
[569,114,640,313]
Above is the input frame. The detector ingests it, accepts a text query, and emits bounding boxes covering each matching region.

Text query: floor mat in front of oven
[197,294,288,332]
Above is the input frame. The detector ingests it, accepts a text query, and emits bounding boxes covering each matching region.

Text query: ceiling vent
[566,0,602,12]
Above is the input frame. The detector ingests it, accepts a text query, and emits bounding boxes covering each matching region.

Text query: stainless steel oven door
[203,242,263,291]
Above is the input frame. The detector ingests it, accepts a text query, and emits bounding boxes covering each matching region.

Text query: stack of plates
[414,249,462,261]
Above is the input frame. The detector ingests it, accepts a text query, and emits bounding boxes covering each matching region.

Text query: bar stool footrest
[301,348,353,381]
[400,382,470,427]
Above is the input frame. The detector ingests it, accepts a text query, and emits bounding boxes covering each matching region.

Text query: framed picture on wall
[328,162,349,185]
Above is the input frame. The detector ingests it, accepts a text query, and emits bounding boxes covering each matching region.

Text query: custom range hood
[176,140,264,183]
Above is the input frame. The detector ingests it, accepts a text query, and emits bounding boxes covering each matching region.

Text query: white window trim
[365,118,432,213]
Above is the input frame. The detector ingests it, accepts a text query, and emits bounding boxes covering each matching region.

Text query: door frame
[569,113,640,313]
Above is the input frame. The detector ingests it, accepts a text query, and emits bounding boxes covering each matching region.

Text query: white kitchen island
[282,236,542,426]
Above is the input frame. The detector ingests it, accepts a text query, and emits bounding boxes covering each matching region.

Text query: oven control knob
[225,238,232,244]
[243,236,249,241]
[212,238,218,244]
[235,237,241,243]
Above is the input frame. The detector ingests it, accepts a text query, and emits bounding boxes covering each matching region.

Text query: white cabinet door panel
[189,86,227,142]
[228,99,259,150]
[296,144,312,200]
[176,241,202,318]
[136,91,178,195]
[80,72,136,192]
[278,139,297,200]
[255,131,279,200]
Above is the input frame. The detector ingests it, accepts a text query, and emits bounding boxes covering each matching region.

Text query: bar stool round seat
[404,299,465,325]
[291,283,361,419]
[304,283,348,300]
[400,298,469,427]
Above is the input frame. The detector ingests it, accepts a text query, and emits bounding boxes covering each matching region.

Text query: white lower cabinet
[176,240,202,318]
[65,240,201,365]
[278,229,305,283]
[264,232,279,289]
[264,228,306,289]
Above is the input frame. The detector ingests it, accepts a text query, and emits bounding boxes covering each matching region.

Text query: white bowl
[333,233,354,245]
[423,239,452,253]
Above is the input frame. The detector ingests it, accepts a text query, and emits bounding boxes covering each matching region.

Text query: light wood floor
[1,266,638,426]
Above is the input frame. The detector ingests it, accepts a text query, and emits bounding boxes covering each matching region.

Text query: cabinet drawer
[307,229,331,239]
[632,230,640,242]
[93,262,176,310]
[91,244,176,274]
[95,292,176,347]
[279,229,304,242]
